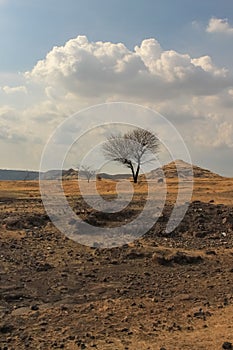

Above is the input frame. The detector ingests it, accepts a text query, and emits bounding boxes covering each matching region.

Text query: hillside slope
[146,159,223,180]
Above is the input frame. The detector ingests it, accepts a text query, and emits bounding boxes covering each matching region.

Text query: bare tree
[79,165,96,183]
[102,128,160,183]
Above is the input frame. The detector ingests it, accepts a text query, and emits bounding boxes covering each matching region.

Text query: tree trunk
[128,161,140,184]
[129,162,136,183]
[133,164,140,183]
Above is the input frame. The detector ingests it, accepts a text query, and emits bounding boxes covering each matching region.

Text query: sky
[0,0,233,175]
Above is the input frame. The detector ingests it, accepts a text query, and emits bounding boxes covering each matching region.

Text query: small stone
[31,304,39,311]
[121,327,129,332]
[68,335,75,340]
[0,325,14,334]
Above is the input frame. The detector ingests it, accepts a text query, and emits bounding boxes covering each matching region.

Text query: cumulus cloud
[207,17,233,35]
[191,56,227,76]
[22,36,233,156]
[25,36,231,102]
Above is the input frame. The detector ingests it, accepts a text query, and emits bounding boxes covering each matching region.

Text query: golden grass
[0,176,233,205]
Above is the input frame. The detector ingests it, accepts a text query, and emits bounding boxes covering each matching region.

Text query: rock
[31,304,39,311]
[36,263,54,272]
[3,214,49,230]
[222,342,233,349]
[154,251,203,266]
[194,308,204,318]
[125,251,146,259]
[120,327,129,332]
[205,250,217,255]
[173,252,203,265]
[0,324,14,334]
[3,216,21,230]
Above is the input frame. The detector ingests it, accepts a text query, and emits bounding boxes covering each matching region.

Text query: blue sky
[1,0,233,71]
[0,0,233,175]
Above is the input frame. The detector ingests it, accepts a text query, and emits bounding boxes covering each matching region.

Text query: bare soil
[0,176,233,349]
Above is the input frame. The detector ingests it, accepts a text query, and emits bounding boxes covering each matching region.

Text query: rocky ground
[0,179,233,349]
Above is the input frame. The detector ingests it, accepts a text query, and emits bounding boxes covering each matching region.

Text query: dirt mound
[62,168,78,180]
[147,200,233,241]
[2,213,49,230]
[153,250,204,266]
[147,159,223,180]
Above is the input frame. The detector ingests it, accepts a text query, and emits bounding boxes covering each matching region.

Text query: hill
[146,159,223,180]
[0,160,224,181]
[0,169,39,181]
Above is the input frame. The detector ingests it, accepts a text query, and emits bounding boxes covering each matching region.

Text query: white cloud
[0,35,232,174]
[0,106,26,143]
[207,17,233,35]
[214,122,233,148]
[191,56,227,76]
[2,85,27,94]
[25,35,231,102]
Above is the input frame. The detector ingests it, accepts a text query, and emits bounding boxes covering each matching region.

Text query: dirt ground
[0,174,233,349]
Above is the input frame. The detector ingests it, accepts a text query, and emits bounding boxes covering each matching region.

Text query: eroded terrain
[0,176,233,349]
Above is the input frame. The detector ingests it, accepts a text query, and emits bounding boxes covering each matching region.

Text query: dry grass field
[1,173,233,204]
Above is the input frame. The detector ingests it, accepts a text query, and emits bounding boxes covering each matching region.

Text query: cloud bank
[26,36,230,101]
[1,33,233,174]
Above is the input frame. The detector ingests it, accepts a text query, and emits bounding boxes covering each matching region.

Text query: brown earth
[0,169,233,349]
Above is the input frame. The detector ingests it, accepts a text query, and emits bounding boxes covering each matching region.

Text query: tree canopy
[79,165,96,182]
[103,128,160,183]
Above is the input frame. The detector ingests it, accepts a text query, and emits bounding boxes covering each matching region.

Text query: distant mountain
[63,168,78,179]
[41,169,79,180]
[0,169,39,181]
[0,161,224,181]
[146,160,223,180]
[61,169,131,181]
[48,161,223,181]
[41,169,65,180]
[38,169,131,181]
